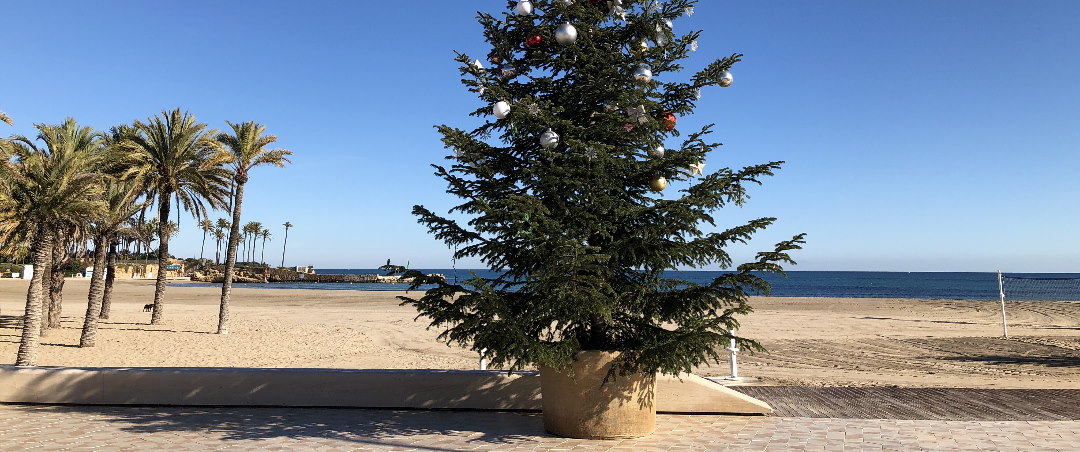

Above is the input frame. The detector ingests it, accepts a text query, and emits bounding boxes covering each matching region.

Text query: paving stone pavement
[2,403,1080,451]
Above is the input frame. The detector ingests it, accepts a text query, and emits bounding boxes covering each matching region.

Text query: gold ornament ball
[649,175,667,191]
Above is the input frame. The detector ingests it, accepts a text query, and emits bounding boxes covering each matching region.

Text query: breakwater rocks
[189,266,444,285]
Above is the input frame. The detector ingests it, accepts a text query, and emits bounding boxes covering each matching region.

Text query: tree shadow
[856,316,979,325]
[10,404,549,448]
[939,354,1080,368]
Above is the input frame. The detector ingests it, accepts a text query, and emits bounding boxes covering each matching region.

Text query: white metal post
[479,348,488,370]
[998,270,1009,339]
[725,329,741,380]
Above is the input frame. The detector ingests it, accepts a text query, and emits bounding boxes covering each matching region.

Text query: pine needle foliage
[396,0,805,377]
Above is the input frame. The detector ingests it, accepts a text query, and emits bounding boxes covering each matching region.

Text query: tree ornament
[637,40,649,52]
[687,162,706,177]
[628,104,648,124]
[633,65,653,83]
[526,34,544,48]
[649,175,667,191]
[555,23,578,45]
[471,59,484,69]
[693,88,702,100]
[719,70,734,87]
[648,145,665,159]
[658,112,676,131]
[493,101,511,119]
[623,123,635,132]
[690,40,699,52]
[489,52,503,64]
[602,101,619,112]
[500,65,518,80]
[540,128,560,149]
[515,0,533,15]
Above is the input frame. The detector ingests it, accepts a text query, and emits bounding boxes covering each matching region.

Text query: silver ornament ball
[492,101,511,119]
[555,22,578,45]
[719,69,733,87]
[540,128,560,149]
[648,145,665,159]
[515,0,533,15]
[633,65,653,83]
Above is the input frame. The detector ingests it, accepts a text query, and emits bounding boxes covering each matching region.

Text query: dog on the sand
[143,303,153,312]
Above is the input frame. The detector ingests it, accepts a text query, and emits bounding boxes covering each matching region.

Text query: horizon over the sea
[172,270,1080,301]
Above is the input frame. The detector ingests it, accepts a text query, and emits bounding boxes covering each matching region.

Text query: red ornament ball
[658,112,677,131]
[526,35,543,48]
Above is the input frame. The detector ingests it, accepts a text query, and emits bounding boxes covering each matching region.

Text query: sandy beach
[1,277,1078,388]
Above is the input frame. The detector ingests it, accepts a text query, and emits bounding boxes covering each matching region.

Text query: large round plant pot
[539,350,656,439]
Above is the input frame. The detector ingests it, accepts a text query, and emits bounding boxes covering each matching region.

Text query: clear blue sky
[4,1,1078,272]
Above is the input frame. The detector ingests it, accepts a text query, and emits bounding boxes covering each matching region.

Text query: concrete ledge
[0,366,770,414]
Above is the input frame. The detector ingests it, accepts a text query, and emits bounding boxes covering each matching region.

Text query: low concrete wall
[0,367,770,414]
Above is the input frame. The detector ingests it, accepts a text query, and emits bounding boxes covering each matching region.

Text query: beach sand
[1,278,1078,388]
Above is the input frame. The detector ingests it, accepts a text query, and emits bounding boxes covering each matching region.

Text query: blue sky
[4,1,1078,272]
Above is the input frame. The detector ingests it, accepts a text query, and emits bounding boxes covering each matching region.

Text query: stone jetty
[189,266,443,285]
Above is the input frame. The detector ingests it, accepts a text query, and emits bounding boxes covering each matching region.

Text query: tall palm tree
[216,121,291,334]
[215,218,229,264]
[98,125,140,321]
[10,119,103,335]
[198,218,213,262]
[0,112,11,126]
[281,221,292,268]
[243,221,261,263]
[80,177,144,347]
[259,228,270,264]
[122,109,231,324]
[0,119,103,366]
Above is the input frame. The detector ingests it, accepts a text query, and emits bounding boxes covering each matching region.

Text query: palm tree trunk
[47,238,67,330]
[261,237,266,265]
[151,189,172,324]
[16,227,53,366]
[218,182,246,334]
[200,227,207,261]
[281,227,289,268]
[99,241,117,319]
[80,235,110,347]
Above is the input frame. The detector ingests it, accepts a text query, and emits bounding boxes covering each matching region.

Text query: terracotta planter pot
[539,350,656,439]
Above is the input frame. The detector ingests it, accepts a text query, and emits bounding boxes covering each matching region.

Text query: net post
[998,270,1009,339]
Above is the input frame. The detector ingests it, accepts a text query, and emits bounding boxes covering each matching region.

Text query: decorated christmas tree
[399,0,805,378]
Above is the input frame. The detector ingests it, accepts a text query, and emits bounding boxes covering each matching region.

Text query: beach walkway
[3,388,1079,451]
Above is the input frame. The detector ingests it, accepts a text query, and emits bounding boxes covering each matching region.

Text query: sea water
[170,270,1080,301]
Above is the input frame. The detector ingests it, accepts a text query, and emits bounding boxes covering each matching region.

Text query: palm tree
[198,218,213,262]
[215,218,229,264]
[80,177,144,347]
[259,228,270,264]
[0,112,11,126]
[122,109,231,324]
[243,221,261,263]
[10,119,103,335]
[216,121,291,334]
[98,125,140,321]
[280,221,292,268]
[0,118,103,366]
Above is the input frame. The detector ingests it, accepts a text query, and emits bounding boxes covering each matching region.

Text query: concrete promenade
[4,387,1080,451]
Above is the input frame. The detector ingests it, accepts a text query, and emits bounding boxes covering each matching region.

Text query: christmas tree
[398,0,805,377]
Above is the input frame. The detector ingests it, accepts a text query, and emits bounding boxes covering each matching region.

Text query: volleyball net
[996,272,1080,338]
